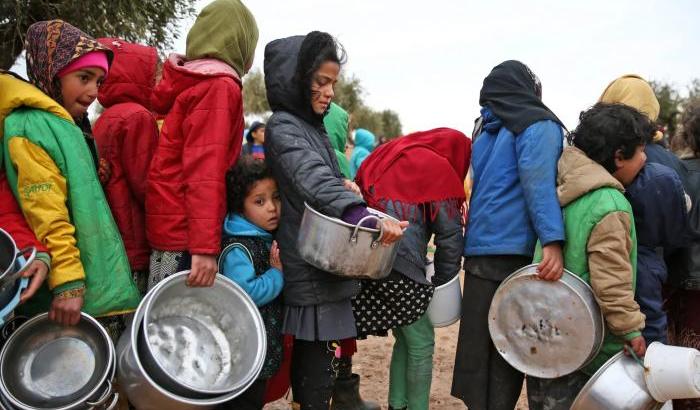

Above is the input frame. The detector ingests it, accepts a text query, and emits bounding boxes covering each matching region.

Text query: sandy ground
[264,272,529,410]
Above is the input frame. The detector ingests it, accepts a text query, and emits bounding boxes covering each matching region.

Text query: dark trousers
[526,371,590,410]
[291,339,339,410]
[218,379,267,410]
[451,255,531,410]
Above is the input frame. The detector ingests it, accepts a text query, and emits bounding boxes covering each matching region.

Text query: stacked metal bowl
[117,271,267,410]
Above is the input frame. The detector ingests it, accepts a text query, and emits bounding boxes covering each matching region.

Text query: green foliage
[242,69,270,114]
[0,0,196,69]
[650,80,683,137]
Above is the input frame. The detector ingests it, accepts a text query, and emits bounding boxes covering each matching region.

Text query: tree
[650,80,683,138]
[0,0,196,69]
[242,69,270,114]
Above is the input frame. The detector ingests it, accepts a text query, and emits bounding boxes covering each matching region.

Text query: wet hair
[568,103,655,174]
[296,31,347,109]
[681,100,700,156]
[226,156,273,213]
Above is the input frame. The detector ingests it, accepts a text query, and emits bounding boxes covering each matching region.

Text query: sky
[13,0,700,135]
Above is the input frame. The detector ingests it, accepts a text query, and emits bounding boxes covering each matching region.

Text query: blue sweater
[464,108,565,256]
[220,214,283,306]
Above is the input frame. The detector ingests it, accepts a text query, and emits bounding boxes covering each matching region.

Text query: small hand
[537,242,564,281]
[19,260,49,304]
[49,295,83,326]
[625,336,647,358]
[380,220,409,246]
[269,241,283,271]
[343,179,362,197]
[188,254,217,287]
[98,158,111,185]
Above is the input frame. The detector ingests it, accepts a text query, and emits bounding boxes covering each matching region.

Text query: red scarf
[355,127,471,222]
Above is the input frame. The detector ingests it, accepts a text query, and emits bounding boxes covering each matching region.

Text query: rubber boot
[331,373,381,410]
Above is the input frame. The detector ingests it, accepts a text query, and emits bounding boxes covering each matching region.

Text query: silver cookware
[0,228,36,308]
[297,202,400,279]
[489,264,604,378]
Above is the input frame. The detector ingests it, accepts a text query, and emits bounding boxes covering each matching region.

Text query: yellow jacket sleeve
[8,137,86,293]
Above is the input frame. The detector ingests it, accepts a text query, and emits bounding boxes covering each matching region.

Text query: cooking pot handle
[86,379,116,408]
[1,315,28,341]
[15,246,37,274]
[350,215,383,248]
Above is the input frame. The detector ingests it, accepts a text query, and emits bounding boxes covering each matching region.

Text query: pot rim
[0,228,19,281]
[0,312,115,410]
[303,202,398,233]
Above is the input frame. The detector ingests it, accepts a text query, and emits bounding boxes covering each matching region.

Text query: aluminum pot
[0,312,118,410]
[489,264,604,378]
[426,269,462,328]
[297,202,399,279]
[572,352,665,410]
[117,277,262,409]
[0,228,36,308]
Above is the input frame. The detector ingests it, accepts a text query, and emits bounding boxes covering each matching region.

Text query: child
[526,103,649,410]
[219,156,283,410]
[324,102,352,179]
[0,20,140,327]
[93,38,161,296]
[242,121,266,159]
[146,0,258,289]
[349,128,375,179]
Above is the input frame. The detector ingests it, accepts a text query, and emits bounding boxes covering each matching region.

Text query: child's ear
[613,149,625,170]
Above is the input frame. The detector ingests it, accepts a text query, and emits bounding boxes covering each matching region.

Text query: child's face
[243,178,281,231]
[310,61,340,115]
[59,67,105,118]
[613,144,647,186]
[252,127,265,145]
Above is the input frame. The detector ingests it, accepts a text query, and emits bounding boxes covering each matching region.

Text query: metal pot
[297,202,400,279]
[0,312,118,410]
[117,277,262,409]
[426,269,462,328]
[0,228,36,308]
[488,264,604,378]
[140,272,266,397]
[572,352,665,410]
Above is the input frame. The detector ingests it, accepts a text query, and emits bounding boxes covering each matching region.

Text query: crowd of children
[1,0,700,409]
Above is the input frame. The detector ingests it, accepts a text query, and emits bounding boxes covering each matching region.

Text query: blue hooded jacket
[219,214,283,306]
[626,162,689,343]
[350,128,376,179]
[464,108,565,258]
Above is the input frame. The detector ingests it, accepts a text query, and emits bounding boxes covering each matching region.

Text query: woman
[262,31,405,409]
[354,128,471,410]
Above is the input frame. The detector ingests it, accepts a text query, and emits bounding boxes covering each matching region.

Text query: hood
[151,53,240,115]
[185,0,258,77]
[557,146,624,206]
[97,38,158,109]
[599,74,660,122]
[354,128,376,151]
[223,213,273,239]
[264,35,321,125]
[324,102,349,152]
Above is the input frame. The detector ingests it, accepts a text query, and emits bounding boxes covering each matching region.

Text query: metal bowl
[572,352,665,409]
[297,202,400,279]
[0,312,115,410]
[489,264,604,378]
[0,228,36,308]
[141,272,266,396]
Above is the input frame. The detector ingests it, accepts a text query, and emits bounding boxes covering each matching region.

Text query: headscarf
[186,0,259,77]
[323,102,352,178]
[355,127,472,222]
[479,60,564,135]
[599,74,663,142]
[25,20,112,103]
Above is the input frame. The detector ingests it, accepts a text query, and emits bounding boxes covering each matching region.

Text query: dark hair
[226,156,273,213]
[681,100,700,156]
[568,103,655,174]
[296,31,346,110]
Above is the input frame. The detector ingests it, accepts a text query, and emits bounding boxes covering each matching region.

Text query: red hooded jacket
[145,54,244,255]
[94,38,159,270]
[0,172,47,253]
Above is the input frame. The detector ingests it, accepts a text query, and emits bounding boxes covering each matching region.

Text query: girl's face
[59,67,105,118]
[613,144,647,186]
[252,127,266,145]
[310,61,340,115]
[243,177,281,231]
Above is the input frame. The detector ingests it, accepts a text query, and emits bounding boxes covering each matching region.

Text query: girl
[263,31,405,409]
[350,128,375,179]
[242,121,266,160]
[146,0,258,289]
[354,128,471,410]
[0,20,140,327]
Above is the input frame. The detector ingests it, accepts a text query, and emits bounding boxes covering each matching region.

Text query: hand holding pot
[49,294,83,326]
[19,260,48,304]
[188,254,218,287]
[380,220,408,246]
[537,242,564,281]
[625,336,647,358]
[343,179,362,197]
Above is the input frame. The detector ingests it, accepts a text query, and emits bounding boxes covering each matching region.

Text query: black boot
[331,373,381,410]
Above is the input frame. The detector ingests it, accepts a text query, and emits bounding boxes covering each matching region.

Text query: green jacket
[535,147,645,374]
[323,102,352,178]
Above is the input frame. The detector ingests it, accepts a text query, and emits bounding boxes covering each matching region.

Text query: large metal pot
[297,202,400,279]
[0,228,36,308]
[572,352,665,410]
[117,275,263,409]
[488,264,604,378]
[140,272,266,397]
[0,313,118,410]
